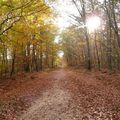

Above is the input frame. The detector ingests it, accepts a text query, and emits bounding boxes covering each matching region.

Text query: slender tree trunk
[25,43,30,72]
[107,25,112,70]
[84,28,91,70]
[94,31,100,70]
[40,41,43,70]
[33,45,38,71]
[10,50,16,76]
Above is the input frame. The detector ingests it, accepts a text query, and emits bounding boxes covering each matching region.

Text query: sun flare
[86,16,101,32]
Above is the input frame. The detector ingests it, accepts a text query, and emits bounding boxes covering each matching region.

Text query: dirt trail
[2,68,120,120]
[20,69,74,120]
[18,69,120,120]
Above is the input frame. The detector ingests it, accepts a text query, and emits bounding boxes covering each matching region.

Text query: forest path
[19,68,120,120]
[20,69,74,120]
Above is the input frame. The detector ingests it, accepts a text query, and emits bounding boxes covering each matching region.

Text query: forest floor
[0,68,120,120]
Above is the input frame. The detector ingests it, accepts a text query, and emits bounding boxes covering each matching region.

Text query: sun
[86,16,101,32]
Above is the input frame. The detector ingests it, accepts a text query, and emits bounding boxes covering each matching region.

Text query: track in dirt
[1,69,120,120]
[20,69,120,120]
[20,69,73,120]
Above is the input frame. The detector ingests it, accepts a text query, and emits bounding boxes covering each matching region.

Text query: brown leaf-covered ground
[0,68,120,120]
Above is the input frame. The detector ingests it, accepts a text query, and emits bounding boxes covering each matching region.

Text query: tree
[0,0,59,78]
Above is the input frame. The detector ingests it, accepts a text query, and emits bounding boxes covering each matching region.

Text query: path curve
[20,69,74,120]
[19,69,120,120]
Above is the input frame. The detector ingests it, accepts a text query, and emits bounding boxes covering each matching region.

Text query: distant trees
[62,0,120,71]
[0,0,119,79]
[0,0,59,78]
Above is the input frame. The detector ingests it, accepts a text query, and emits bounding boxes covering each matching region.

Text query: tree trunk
[10,50,16,76]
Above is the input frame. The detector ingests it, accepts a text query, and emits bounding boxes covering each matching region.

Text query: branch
[0,18,21,36]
